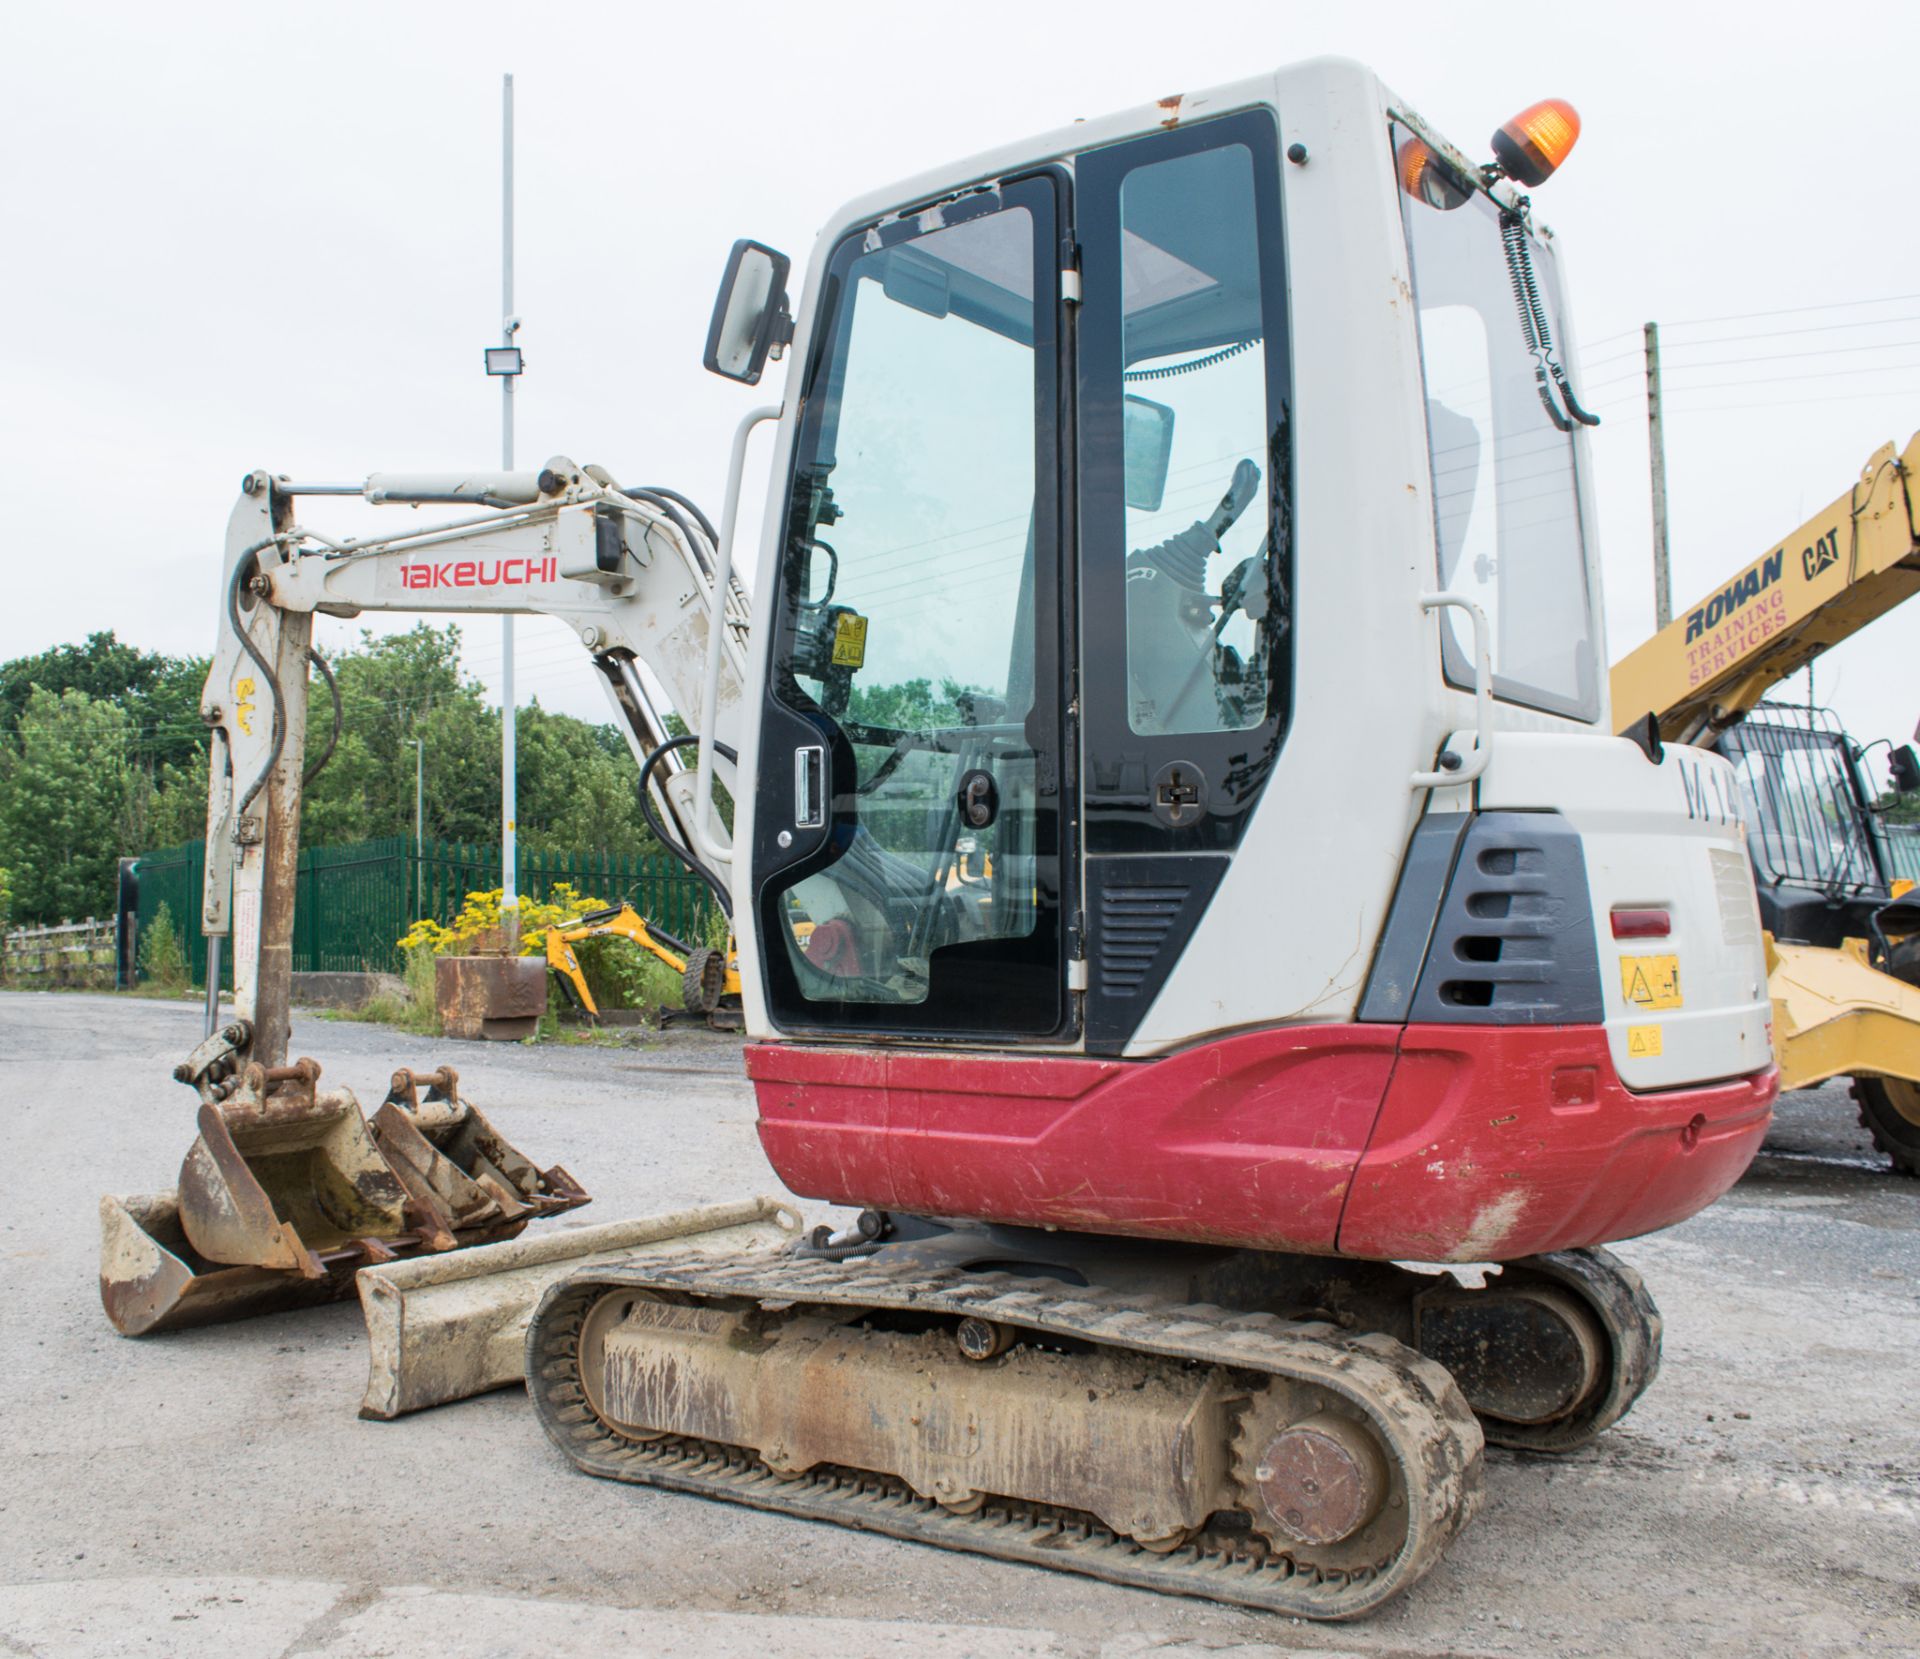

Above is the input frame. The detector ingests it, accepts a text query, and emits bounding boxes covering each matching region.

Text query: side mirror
[704,239,792,385]
[1890,743,1920,796]
[1123,394,1176,513]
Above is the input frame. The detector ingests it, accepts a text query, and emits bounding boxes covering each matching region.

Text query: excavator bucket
[178,1065,409,1274]
[100,1058,590,1337]
[355,1196,801,1418]
[370,1066,588,1230]
[101,1189,384,1336]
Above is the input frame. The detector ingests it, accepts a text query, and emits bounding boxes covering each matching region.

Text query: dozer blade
[1768,936,1920,1092]
[355,1196,801,1419]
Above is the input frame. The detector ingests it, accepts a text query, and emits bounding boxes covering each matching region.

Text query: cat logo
[1801,528,1841,581]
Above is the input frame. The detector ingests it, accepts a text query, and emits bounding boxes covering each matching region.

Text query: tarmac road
[1,991,1916,1658]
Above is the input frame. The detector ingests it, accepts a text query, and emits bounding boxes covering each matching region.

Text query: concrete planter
[435,955,547,1041]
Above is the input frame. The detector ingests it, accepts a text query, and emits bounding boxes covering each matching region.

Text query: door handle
[794,745,825,828]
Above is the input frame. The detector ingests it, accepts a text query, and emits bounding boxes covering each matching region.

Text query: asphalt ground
[1,991,1915,1658]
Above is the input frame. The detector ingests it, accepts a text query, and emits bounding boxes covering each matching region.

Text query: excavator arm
[200,458,750,1068]
[99,455,767,1338]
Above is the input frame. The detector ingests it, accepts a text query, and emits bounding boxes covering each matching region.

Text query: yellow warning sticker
[831,612,869,669]
[234,675,257,737]
[1626,1023,1664,1058]
[1620,953,1682,1010]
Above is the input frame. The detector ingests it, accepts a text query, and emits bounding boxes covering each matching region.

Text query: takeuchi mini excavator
[166,62,1775,1619]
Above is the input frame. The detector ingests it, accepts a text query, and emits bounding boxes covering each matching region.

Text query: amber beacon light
[1396,136,1471,211]
[1490,99,1581,187]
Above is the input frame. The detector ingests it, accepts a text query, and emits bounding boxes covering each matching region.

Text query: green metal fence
[132,837,717,982]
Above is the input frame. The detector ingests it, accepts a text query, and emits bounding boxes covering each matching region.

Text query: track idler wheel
[1418,1247,1661,1453]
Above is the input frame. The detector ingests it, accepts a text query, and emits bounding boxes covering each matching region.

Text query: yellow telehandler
[1612,433,1920,1169]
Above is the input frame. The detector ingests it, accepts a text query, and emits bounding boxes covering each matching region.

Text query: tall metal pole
[411,737,424,919]
[500,72,519,916]
[1645,321,1673,630]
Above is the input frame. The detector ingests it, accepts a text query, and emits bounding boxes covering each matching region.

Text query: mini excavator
[133,63,1779,1619]
[544,902,743,1026]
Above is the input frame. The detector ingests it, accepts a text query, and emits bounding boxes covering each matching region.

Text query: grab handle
[1413,592,1492,789]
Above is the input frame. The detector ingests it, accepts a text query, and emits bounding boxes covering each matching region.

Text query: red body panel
[749,1026,1776,1263]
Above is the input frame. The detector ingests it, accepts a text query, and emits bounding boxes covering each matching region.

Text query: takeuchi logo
[399,555,558,591]
[1684,549,1783,643]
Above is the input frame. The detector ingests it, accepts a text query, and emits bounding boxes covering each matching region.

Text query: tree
[0,630,206,773]
[0,688,135,924]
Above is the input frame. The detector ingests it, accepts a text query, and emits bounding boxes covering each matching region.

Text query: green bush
[573,935,684,1014]
[138,900,190,992]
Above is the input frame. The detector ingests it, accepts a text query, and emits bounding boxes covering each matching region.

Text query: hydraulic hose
[303,648,341,786]
[228,543,285,820]
[638,732,738,917]
[624,489,711,579]
[636,484,719,548]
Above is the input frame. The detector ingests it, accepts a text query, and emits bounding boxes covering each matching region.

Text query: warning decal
[1620,953,1682,1010]
[1627,1023,1663,1058]
[831,612,869,669]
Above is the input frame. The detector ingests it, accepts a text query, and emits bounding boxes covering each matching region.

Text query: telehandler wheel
[1853,936,1920,1176]
[1854,1076,1920,1175]
[682,946,727,1015]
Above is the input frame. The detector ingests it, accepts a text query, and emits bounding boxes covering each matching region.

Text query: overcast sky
[4,1,1916,772]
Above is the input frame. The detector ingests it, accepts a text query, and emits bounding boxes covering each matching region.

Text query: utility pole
[1645,321,1673,630]
[498,73,520,920]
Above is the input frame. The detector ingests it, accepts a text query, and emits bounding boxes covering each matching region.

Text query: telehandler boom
[141,61,1777,1618]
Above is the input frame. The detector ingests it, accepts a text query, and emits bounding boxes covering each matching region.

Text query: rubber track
[526,1252,1485,1620]
[1481,1247,1662,1454]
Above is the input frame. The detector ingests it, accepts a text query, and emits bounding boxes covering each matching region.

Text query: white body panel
[1466,733,1772,1090]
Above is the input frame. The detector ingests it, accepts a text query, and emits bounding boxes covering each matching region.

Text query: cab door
[1073,111,1296,1053]
[751,174,1070,1039]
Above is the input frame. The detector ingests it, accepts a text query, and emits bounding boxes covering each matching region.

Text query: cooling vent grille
[1095,885,1189,998]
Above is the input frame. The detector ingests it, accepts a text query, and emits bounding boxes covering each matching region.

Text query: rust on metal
[1247,1410,1390,1546]
[529,1251,1482,1620]
[101,1053,592,1337]
[355,1198,802,1419]
[594,1300,1244,1539]
[435,954,547,1040]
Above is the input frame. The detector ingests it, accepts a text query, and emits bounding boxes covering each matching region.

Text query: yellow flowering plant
[396,881,607,957]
